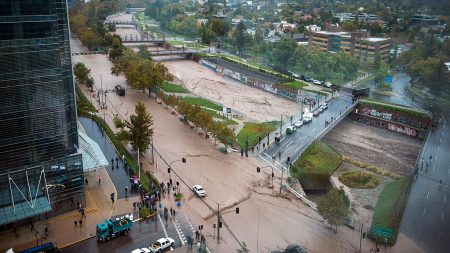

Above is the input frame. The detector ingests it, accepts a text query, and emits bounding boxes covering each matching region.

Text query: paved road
[259,93,353,174]
[62,208,196,253]
[364,74,450,253]
[400,112,449,253]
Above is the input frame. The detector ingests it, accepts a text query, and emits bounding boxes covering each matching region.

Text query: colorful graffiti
[253,82,264,89]
[369,109,393,120]
[277,88,297,100]
[200,59,217,71]
[388,123,417,137]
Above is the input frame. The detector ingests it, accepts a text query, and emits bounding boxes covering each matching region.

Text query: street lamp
[256,166,274,187]
[168,158,186,182]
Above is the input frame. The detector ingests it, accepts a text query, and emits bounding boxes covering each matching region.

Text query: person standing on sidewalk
[81,208,86,218]
[98,175,101,184]
[116,157,119,167]
[74,220,78,227]
[85,178,88,186]
[79,219,83,227]
[44,226,48,236]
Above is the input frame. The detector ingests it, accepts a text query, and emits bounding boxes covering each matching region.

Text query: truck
[96,215,133,242]
[20,242,61,253]
[148,237,175,253]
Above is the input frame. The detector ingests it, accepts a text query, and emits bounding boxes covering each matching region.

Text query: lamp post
[168,158,186,181]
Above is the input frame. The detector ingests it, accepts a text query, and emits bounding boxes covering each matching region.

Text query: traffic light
[235,207,239,214]
[219,222,222,228]
[257,167,260,172]
[362,232,366,238]
[182,158,186,163]
[167,167,171,173]
[272,172,275,177]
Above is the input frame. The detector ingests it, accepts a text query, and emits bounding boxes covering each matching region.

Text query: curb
[59,235,96,249]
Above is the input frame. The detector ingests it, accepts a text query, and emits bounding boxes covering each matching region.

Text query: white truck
[148,237,175,253]
[303,113,313,123]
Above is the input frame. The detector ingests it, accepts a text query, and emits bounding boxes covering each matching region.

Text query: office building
[0,0,84,229]
[308,30,391,63]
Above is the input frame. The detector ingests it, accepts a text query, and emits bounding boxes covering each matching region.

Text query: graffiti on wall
[277,88,297,100]
[370,109,393,120]
[253,82,264,89]
[264,84,277,94]
[397,117,427,129]
[200,60,217,71]
[388,123,417,137]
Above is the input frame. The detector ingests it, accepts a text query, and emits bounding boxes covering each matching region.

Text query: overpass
[104,20,137,25]
[71,48,201,57]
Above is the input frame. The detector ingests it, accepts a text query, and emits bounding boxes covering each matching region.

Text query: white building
[305,25,321,32]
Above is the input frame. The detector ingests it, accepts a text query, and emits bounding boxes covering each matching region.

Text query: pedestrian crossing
[172,213,196,245]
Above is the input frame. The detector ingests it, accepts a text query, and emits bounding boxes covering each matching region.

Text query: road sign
[384,76,393,84]
[370,225,393,238]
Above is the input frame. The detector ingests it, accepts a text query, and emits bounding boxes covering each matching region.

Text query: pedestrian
[201,234,205,244]
[85,178,88,186]
[195,230,199,240]
[98,175,101,184]
[430,155,432,160]
[263,143,266,150]
[81,208,86,218]
[111,158,114,168]
[278,151,281,160]
[133,202,136,211]
[44,226,48,236]
[172,209,176,218]
[30,223,34,231]
[116,157,119,167]
[74,220,78,227]
[122,154,125,161]
[111,193,115,204]
[170,207,173,216]
[79,219,83,227]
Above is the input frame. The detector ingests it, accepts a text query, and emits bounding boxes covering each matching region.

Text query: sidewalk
[0,168,138,252]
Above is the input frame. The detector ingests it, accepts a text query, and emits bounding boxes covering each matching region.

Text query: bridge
[122,39,166,44]
[71,49,201,57]
[104,20,138,25]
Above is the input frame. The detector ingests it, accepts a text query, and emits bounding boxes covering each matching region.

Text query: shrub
[339,171,379,189]
[139,208,155,218]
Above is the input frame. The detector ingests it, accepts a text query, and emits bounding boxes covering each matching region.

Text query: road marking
[444,195,447,204]
[172,217,186,245]
[438,146,440,151]
[440,138,442,143]
[423,208,426,217]
[448,168,450,174]
[433,165,435,172]
[427,191,429,199]
[442,131,444,136]
[442,212,444,221]
[157,214,169,238]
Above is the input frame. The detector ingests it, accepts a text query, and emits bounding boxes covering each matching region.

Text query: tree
[317,188,349,231]
[113,102,154,154]
[80,30,101,50]
[217,125,235,148]
[233,21,248,54]
[340,21,358,32]
[109,36,124,60]
[73,63,91,83]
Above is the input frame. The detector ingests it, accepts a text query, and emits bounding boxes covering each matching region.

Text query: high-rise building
[0,0,84,228]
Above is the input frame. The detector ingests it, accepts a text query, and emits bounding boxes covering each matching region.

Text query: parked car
[318,106,324,113]
[193,185,207,197]
[322,102,328,109]
[115,85,125,96]
[324,81,332,88]
[313,110,320,116]
[303,114,313,123]
[313,80,322,85]
[294,120,303,128]
[286,126,296,134]
[149,238,175,253]
[131,248,150,253]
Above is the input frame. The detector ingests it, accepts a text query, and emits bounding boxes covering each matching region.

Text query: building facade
[0,0,84,229]
[308,30,391,63]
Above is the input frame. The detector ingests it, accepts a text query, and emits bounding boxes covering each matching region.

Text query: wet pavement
[79,116,138,199]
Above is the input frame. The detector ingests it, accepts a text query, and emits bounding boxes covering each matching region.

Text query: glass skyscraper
[0,0,84,228]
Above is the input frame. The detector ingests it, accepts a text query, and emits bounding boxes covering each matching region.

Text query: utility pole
[138,148,140,180]
[359,222,363,252]
[217,203,220,242]
[280,166,284,194]
[280,114,283,138]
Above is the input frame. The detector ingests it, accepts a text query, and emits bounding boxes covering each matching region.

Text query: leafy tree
[107,23,116,32]
[73,63,91,83]
[109,36,124,60]
[340,21,358,32]
[137,45,152,60]
[233,21,248,54]
[113,102,154,153]
[271,39,297,69]
[317,188,349,231]
[208,120,221,145]
[80,30,101,50]
[217,125,235,148]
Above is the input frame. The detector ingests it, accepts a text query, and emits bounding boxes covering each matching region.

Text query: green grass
[281,81,308,90]
[236,121,279,149]
[371,178,412,245]
[291,141,342,175]
[339,171,379,189]
[75,85,97,112]
[160,82,190,93]
[203,109,238,125]
[181,97,223,111]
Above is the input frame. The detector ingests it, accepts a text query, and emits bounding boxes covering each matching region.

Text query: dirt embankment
[323,117,422,176]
